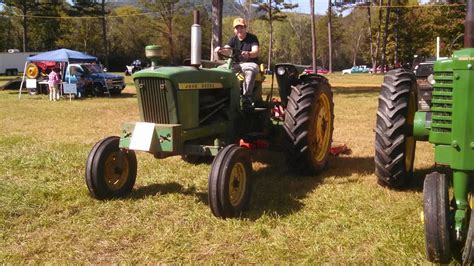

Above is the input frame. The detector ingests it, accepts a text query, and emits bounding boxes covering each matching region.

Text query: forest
[0,0,467,71]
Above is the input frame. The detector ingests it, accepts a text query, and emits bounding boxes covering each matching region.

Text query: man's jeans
[232,62,258,97]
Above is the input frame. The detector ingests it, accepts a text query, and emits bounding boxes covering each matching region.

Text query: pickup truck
[64,63,125,96]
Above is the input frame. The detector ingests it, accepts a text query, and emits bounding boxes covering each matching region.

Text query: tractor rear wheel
[85,136,137,199]
[374,69,417,188]
[463,202,474,263]
[26,63,39,79]
[283,79,334,175]
[423,172,452,263]
[208,144,252,219]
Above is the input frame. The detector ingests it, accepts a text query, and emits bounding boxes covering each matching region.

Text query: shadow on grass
[124,151,376,219]
[106,92,136,99]
[404,165,452,193]
[243,151,375,220]
[129,182,207,202]
[9,90,136,99]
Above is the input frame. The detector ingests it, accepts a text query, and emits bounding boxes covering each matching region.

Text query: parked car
[304,66,329,75]
[65,63,126,96]
[342,65,370,74]
[370,65,390,74]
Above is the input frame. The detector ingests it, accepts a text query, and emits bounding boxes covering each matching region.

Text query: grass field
[0,73,437,263]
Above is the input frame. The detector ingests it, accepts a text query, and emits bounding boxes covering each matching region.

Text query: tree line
[0,0,466,72]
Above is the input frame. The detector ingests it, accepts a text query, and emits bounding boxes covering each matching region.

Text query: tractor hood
[133,66,236,89]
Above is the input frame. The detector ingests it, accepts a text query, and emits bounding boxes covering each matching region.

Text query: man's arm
[241,44,259,59]
[214,45,232,57]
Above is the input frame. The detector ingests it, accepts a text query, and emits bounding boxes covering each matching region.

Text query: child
[48,68,61,101]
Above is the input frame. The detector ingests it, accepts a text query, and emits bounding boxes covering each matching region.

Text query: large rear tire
[208,145,252,219]
[374,69,417,188]
[283,79,334,175]
[423,172,452,263]
[85,136,137,199]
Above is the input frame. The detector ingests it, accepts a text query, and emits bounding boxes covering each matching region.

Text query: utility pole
[100,0,109,68]
[327,0,332,73]
[267,0,273,69]
[310,0,317,72]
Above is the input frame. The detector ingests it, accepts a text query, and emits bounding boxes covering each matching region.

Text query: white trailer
[0,51,38,75]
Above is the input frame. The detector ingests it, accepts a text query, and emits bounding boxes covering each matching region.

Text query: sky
[287,0,429,15]
[287,0,328,15]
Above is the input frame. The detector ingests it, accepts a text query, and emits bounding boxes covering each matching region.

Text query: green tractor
[85,17,334,219]
[374,0,474,263]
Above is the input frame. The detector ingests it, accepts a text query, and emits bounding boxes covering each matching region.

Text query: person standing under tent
[48,67,61,101]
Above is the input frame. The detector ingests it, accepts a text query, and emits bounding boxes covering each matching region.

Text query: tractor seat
[236,64,266,82]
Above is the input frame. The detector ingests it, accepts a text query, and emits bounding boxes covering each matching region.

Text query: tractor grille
[135,78,170,124]
[431,71,453,133]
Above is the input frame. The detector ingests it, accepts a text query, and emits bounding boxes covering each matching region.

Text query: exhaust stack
[191,10,202,66]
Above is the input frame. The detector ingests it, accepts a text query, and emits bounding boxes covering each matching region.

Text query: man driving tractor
[214,17,260,111]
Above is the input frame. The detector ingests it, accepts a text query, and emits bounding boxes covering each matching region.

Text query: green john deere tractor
[374,0,474,263]
[85,15,334,219]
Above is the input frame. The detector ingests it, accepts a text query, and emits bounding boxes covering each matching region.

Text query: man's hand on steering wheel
[215,46,243,60]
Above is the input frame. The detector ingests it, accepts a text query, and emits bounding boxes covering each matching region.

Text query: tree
[1,0,37,51]
[70,0,110,66]
[327,0,332,72]
[28,0,64,51]
[230,0,258,30]
[139,0,184,64]
[107,5,153,69]
[211,0,223,60]
[285,12,312,64]
[380,0,391,72]
[257,0,297,68]
[0,4,21,51]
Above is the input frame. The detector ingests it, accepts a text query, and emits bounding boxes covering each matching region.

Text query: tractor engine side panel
[430,49,474,170]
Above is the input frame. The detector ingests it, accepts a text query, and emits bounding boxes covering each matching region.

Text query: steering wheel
[217,47,243,60]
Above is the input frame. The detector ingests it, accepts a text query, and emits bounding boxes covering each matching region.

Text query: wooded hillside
[0,0,465,71]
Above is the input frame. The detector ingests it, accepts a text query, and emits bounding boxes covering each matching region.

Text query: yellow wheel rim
[104,151,129,191]
[26,64,38,79]
[405,91,416,172]
[309,93,332,163]
[229,162,246,207]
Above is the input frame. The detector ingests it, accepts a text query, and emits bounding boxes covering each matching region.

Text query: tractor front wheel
[85,136,137,199]
[463,202,474,263]
[208,144,252,219]
[374,69,417,188]
[423,172,452,263]
[283,79,334,175]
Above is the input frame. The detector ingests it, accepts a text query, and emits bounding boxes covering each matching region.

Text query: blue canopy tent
[19,49,101,98]
[26,48,98,63]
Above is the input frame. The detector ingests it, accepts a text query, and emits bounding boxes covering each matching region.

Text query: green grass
[0,74,435,263]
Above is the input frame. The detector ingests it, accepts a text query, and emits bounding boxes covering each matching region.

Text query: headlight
[276,66,286,75]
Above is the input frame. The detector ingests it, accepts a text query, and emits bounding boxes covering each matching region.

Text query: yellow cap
[233,18,246,28]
